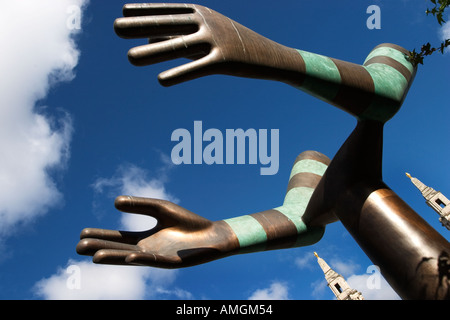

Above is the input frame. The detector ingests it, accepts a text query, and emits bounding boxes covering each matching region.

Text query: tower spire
[406,173,450,231]
[314,252,364,300]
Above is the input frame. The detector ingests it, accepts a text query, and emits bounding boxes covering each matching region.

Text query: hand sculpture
[113,3,306,87]
[113,3,415,123]
[77,3,450,299]
[77,151,329,268]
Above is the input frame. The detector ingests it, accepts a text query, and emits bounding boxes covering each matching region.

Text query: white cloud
[92,162,179,231]
[329,258,360,277]
[34,259,181,300]
[248,282,289,300]
[295,252,316,271]
[347,273,400,300]
[310,278,328,299]
[0,0,88,237]
[441,16,450,42]
[154,287,194,300]
[442,24,450,40]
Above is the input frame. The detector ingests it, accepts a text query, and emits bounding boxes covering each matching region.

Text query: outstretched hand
[77,150,330,268]
[114,3,416,123]
[76,196,239,268]
[114,3,304,86]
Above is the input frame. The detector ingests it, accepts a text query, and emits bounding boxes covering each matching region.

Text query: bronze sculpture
[76,3,450,299]
[77,151,329,268]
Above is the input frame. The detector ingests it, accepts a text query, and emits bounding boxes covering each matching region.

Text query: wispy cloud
[248,282,289,300]
[294,251,316,271]
[0,0,88,239]
[441,16,450,42]
[310,278,328,299]
[329,257,360,277]
[91,160,178,231]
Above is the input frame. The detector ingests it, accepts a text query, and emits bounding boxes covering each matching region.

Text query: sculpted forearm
[222,151,329,254]
[114,4,416,123]
[76,151,329,268]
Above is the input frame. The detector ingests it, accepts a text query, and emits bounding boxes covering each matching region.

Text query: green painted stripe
[223,160,326,250]
[364,46,414,74]
[283,186,315,206]
[289,159,328,180]
[276,188,325,247]
[360,63,408,122]
[275,186,315,232]
[223,215,267,248]
[366,63,408,101]
[296,50,341,102]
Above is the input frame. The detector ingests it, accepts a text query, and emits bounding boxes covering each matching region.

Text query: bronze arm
[113,3,415,123]
[77,151,329,268]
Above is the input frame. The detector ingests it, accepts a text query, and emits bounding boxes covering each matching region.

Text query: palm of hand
[77,196,238,268]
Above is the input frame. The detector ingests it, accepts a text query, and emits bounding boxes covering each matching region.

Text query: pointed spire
[406,173,450,231]
[405,172,438,200]
[314,252,364,300]
[314,252,335,277]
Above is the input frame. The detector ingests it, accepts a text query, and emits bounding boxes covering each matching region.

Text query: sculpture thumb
[114,195,212,229]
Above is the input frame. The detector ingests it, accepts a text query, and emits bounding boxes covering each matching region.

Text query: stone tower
[314,252,364,300]
[406,173,450,231]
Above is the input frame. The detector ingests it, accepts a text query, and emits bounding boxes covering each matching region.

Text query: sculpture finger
[122,3,195,17]
[125,251,181,268]
[114,14,198,39]
[92,249,140,265]
[79,227,150,244]
[127,35,210,66]
[158,53,217,86]
[76,238,140,256]
[114,195,212,229]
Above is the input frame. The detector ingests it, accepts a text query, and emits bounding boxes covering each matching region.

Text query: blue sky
[0,0,449,300]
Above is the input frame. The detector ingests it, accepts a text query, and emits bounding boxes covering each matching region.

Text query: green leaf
[437,12,445,24]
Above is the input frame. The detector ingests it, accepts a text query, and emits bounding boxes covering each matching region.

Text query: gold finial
[314,252,319,258]
[405,172,412,179]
